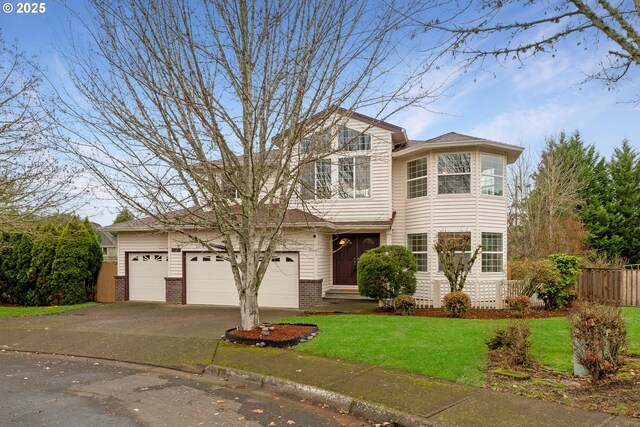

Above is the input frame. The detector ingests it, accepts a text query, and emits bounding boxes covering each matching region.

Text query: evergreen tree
[599,141,640,263]
[113,208,134,224]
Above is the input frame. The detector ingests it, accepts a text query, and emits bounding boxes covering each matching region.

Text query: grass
[0,302,98,318]
[281,307,640,386]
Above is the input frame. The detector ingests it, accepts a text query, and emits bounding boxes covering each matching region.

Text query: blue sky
[2,1,638,226]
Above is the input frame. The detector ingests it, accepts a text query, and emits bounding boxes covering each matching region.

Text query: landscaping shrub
[486,321,533,367]
[508,258,561,297]
[538,253,581,309]
[394,294,416,316]
[0,216,102,306]
[443,292,471,318]
[570,301,627,382]
[357,245,416,305]
[506,295,530,318]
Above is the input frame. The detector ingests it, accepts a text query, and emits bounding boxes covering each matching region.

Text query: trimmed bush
[506,295,530,318]
[394,294,416,316]
[443,292,471,318]
[357,245,416,305]
[486,321,533,367]
[570,302,627,382]
[508,258,561,297]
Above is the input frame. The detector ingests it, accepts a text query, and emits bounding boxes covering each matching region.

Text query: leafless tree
[508,141,586,259]
[434,232,481,293]
[420,1,640,88]
[60,0,437,329]
[0,36,77,233]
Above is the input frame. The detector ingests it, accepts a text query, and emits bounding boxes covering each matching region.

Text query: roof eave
[393,140,524,163]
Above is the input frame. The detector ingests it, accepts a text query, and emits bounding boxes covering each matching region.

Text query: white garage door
[185,253,299,308]
[128,253,168,302]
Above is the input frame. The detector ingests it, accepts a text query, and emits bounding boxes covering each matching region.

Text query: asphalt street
[0,352,371,427]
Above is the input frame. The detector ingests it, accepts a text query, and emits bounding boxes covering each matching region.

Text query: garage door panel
[129,253,168,302]
[186,252,298,308]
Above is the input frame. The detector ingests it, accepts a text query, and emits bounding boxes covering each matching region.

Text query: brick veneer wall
[165,277,184,304]
[114,276,126,301]
[299,279,323,309]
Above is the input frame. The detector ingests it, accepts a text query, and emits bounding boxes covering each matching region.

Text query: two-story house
[104,110,523,309]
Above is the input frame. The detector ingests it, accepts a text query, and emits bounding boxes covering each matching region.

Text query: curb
[205,364,449,427]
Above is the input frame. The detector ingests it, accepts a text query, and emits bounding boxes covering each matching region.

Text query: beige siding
[291,117,394,222]
[390,148,508,303]
[117,232,169,276]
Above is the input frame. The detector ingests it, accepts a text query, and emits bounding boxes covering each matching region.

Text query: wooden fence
[95,262,117,303]
[578,268,640,306]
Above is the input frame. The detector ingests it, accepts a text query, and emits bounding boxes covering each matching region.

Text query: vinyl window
[338,156,370,198]
[407,233,428,272]
[438,153,471,194]
[481,154,504,196]
[481,232,503,272]
[407,157,428,199]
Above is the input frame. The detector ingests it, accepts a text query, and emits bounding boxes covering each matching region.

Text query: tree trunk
[239,288,260,330]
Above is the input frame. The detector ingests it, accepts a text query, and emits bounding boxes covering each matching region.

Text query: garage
[185,252,299,308]
[128,252,168,302]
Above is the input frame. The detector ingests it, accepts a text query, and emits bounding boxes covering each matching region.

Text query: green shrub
[357,245,416,305]
[443,292,471,318]
[486,321,533,367]
[506,295,530,318]
[538,253,581,309]
[394,294,416,316]
[0,216,102,306]
[570,302,627,382]
[508,258,561,297]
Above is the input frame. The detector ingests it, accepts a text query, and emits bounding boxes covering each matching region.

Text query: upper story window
[301,159,332,200]
[407,233,428,272]
[480,154,504,196]
[339,127,371,151]
[338,156,370,198]
[222,181,239,199]
[481,232,503,272]
[407,157,428,199]
[300,130,332,155]
[438,153,471,194]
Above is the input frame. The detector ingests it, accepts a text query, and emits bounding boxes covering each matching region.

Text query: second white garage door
[185,253,299,308]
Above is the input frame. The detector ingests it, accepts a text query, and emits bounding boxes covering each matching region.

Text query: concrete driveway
[0,302,301,372]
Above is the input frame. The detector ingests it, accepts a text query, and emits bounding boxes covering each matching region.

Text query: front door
[333,234,380,286]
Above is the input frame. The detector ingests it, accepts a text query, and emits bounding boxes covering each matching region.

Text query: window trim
[407,157,428,199]
[437,231,472,272]
[481,232,504,273]
[437,152,472,195]
[407,233,428,272]
[338,156,371,199]
[339,127,371,151]
[480,153,504,196]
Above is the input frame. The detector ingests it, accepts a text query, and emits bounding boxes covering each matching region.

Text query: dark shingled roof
[102,207,331,232]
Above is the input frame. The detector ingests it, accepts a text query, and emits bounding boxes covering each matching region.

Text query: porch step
[323,288,375,301]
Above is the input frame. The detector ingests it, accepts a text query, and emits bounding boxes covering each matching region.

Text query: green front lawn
[281,307,640,386]
[0,302,98,318]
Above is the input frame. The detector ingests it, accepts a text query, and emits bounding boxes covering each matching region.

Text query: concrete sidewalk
[1,302,638,426]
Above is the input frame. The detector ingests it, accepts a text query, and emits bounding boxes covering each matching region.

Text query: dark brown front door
[333,234,380,286]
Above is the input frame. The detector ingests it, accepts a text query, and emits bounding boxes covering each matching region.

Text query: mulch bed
[373,307,573,319]
[224,323,318,348]
[485,351,640,418]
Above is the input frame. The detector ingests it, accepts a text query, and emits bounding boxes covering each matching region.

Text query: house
[92,223,118,261]
[103,110,523,309]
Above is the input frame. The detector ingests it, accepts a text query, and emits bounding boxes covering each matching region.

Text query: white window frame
[301,159,332,200]
[407,157,428,199]
[339,127,371,151]
[437,231,472,272]
[437,153,471,195]
[407,233,428,272]
[338,156,371,199]
[481,232,504,273]
[480,154,504,196]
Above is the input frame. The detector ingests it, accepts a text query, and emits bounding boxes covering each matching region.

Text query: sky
[1,1,639,226]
